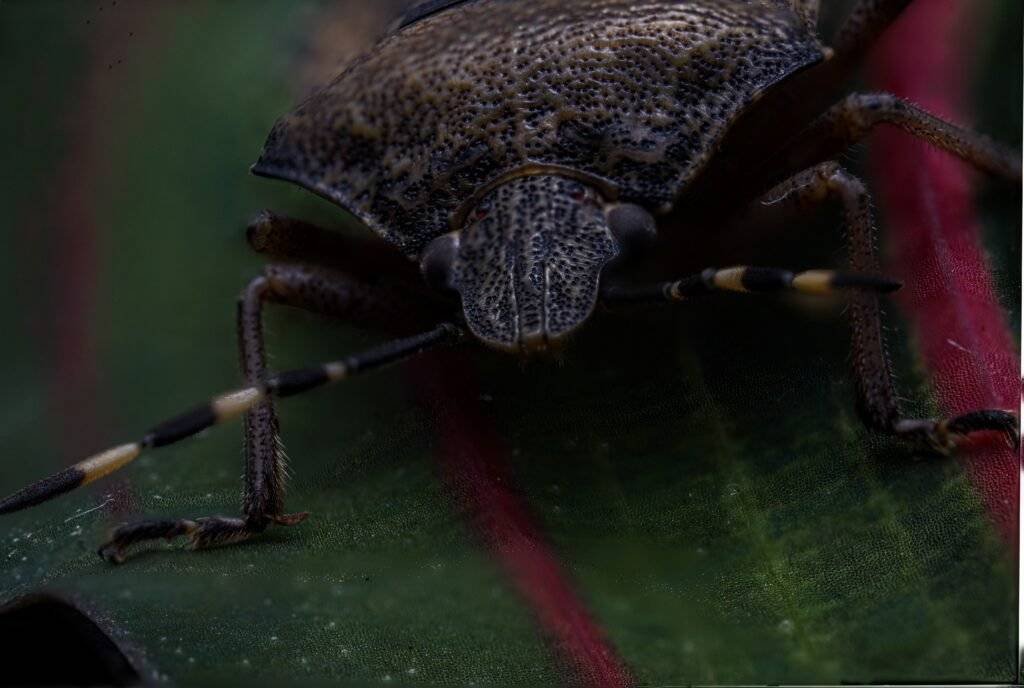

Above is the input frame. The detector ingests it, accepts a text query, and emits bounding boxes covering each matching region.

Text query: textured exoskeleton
[1,0,1019,564]
[254,0,827,349]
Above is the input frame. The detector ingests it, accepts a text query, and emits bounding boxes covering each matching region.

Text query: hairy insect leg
[246,211,352,263]
[96,265,437,563]
[781,93,1022,182]
[92,318,460,562]
[96,517,280,565]
[97,264,454,563]
[239,266,386,527]
[246,210,416,279]
[751,162,1018,450]
[0,261,457,562]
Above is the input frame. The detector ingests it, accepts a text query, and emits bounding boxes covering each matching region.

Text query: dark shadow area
[0,594,140,686]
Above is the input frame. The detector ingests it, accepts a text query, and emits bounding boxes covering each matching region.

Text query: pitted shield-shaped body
[252,0,825,256]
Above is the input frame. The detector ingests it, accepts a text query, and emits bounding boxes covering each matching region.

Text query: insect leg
[95,266,413,561]
[96,265,454,563]
[754,162,1017,450]
[94,323,459,563]
[246,211,415,278]
[236,264,418,527]
[246,210,353,262]
[0,264,458,562]
[781,93,1021,183]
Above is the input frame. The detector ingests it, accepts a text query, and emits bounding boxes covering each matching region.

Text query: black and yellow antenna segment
[0,324,459,515]
[602,266,901,303]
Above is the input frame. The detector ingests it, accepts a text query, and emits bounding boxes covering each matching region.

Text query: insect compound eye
[419,233,460,293]
[606,203,657,255]
[472,200,491,222]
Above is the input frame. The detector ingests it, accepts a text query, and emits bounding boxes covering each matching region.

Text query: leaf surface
[0,1,1018,685]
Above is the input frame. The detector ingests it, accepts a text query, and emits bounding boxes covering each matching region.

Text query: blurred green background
[0,1,1019,686]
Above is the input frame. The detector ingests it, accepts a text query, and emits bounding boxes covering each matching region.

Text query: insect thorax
[253,0,823,255]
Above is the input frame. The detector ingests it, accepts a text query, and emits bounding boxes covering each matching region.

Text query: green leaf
[0,1,1017,685]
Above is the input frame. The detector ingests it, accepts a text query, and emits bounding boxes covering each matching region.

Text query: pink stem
[48,5,161,513]
[411,352,634,688]
[868,0,1019,546]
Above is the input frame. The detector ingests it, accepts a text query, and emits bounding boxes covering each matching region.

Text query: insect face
[427,174,623,353]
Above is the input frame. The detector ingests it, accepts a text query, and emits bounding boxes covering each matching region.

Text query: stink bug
[1,0,1019,564]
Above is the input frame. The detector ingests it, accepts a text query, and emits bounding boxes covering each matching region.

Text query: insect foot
[97,512,310,564]
[895,410,1020,455]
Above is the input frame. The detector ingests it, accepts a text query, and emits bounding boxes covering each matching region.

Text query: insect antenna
[0,324,458,515]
